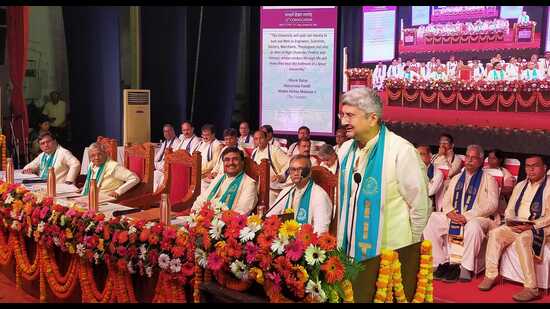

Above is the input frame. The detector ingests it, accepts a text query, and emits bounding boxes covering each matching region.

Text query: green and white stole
[82,163,106,196]
[284,179,314,224]
[493,70,504,81]
[39,149,58,179]
[207,171,245,209]
[339,125,386,261]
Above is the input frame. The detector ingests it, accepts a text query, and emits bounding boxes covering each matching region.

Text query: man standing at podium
[517,11,530,24]
[336,87,430,261]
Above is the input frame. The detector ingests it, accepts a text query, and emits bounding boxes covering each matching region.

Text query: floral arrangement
[0,181,196,295]
[345,68,371,80]
[383,78,550,92]
[188,201,362,303]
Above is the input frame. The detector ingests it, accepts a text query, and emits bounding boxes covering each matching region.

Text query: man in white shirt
[517,11,530,24]
[203,128,247,188]
[287,126,310,156]
[238,121,253,146]
[23,132,81,184]
[386,59,402,79]
[267,155,332,234]
[427,57,437,72]
[317,143,338,175]
[446,55,458,79]
[175,121,202,153]
[251,130,289,203]
[402,65,421,81]
[540,51,550,76]
[486,62,507,81]
[274,138,320,185]
[260,124,283,149]
[521,61,542,81]
[153,124,180,191]
[418,62,430,80]
[333,127,348,154]
[81,142,140,199]
[430,66,449,81]
[417,145,443,212]
[473,60,485,80]
[42,91,67,141]
[196,124,224,179]
[373,61,387,90]
[192,147,258,215]
[505,58,520,81]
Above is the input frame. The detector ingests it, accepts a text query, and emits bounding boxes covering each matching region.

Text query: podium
[514,22,535,42]
[403,29,417,46]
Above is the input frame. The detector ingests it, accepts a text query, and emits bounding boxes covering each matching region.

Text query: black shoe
[434,262,450,281]
[442,264,461,283]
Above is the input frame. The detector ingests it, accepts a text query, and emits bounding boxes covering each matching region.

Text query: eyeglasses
[288,167,306,173]
[337,111,367,121]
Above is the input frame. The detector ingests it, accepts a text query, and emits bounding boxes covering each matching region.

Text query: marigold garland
[537,91,550,108]
[420,90,437,104]
[498,92,516,108]
[438,91,457,105]
[517,91,537,108]
[458,91,476,106]
[477,91,497,107]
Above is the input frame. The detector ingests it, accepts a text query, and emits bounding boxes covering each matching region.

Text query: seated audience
[196,124,224,179]
[192,147,257,215]
[175,121,202,153]
[260,124,283,148]
[479,155,548,302]
[153,124,180,191]
[238,121,253,146]
[287,126,311,156]
[334,127,347,153]
[417,145,444,211]
[423,145,498,283]
[23,132,80,184]
[29,115,52,158]
[317,143,339,174]
[267,155,332,234]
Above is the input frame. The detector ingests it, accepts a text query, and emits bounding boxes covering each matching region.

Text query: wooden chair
[96,136,118,161]
[311,165,338,236]
[121,149,201,213]
[115,142,155,206]
[243,157,270,214]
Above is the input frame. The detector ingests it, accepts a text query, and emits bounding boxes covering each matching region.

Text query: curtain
[6,6,30,163]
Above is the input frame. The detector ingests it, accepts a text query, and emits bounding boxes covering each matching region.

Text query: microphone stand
[346,172,362,257]
[262,170,309,219]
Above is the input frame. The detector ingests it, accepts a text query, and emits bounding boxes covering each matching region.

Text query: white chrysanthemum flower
[169,258,182,273]
[239,226,256,243]
[270,236,289,255]
[93,252,100,265]
[128,226,137,235]
[10,221,20,231]
[145,221,156,229]
[5,195,14,205]
[304,245,327,266]
[230,260,249,280]
[209,219,225,240]
[37,221,45,233]
[76,243,86,257]
[195,248,208,268]
[158,253,170,269]
[85,222,95,233]
[305,280,327,302]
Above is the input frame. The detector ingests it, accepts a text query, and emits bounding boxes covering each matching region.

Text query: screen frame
[361,6,398,64]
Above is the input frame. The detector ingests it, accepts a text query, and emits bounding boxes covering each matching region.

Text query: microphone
[112,208,142,217]
[262,184,296,219]
[346,172,362,256]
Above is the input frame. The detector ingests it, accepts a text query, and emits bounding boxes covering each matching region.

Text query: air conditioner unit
[123,89,150,145]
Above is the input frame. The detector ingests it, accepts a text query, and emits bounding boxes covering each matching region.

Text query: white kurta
[153,137,181,191]
[89,160,140,196]
[24,145,81,183]
[175,134,202,153]
[192,172,258,216]
[428,166,444,201]
[197,139,223,175]
[336,129,430,258]
[268,181,332,234]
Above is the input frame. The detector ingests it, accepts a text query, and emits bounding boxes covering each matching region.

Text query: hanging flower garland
[498,92,516,108]
[537,91,550,108]
[477,91,497,107]
[79,259,115,303]
[374,249,395,303]
[0,228,12,265]
[12,231,40,281]
[386,87,403,101]
[40,246,79,300]
[438,90,456,105]
[420,90,437,105]
[457,91,476,106]
[0,134,6,170]
[517,91,537,108]
[412,241,433,303]
[403,89,420,102]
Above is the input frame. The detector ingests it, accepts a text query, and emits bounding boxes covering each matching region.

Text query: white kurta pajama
[336,129,431,260]
[175,134,202,153]
[268,181,332,234]
[192,172,258,216]
[201,145,247,191]
[251,145,289,203]
[423,170,499,270]
[24,145,81,183]
[153,137,181,192]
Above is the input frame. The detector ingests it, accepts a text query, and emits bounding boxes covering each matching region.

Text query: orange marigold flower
[321,256,345,284]
[296,224,318,247]
[117,231,129,244]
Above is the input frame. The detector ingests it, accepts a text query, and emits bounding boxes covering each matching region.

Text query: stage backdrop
[260,6,338,136]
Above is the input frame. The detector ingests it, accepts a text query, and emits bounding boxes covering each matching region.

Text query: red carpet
[0,272,38,303]
[434,275,550,303]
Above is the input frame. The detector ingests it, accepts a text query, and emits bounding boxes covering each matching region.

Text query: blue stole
[185,136,195,152]
[513,177,547,259]
[427,164,435,180]
[39,150,58,179]
[339,125,386,261]
[448,169,483,235]
[207,172,245,209]
[285,179,314,224]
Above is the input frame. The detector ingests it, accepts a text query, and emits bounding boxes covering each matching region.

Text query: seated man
[486,62,507,81]
[23,132,81,184]
[333,127,347,153]
[267,155,332,234]
[432,133,463,181]
[429,65,449,81]
[196,124,224,179]
[317,143,339,174]
[521,61,543,81]
[192,147,258,215]
[203,128,247,187]
[238,121,253,146]
[287,126,310,156]
[402,65,420,81]
[417,145,444,211]
[260,124,283,148]
[175,121,202,153]
[251,130,289,203]
[423,145,498,283]
[274,138,320,185]
[153,124,180,191]
[82,142,140,199]
[479,155,549,302]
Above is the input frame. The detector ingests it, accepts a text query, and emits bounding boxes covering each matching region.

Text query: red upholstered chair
[243,157,270,215]
[311,165,338,236]
[115,143,155,207]
[121,149,201,213]
[96,136,118,161]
